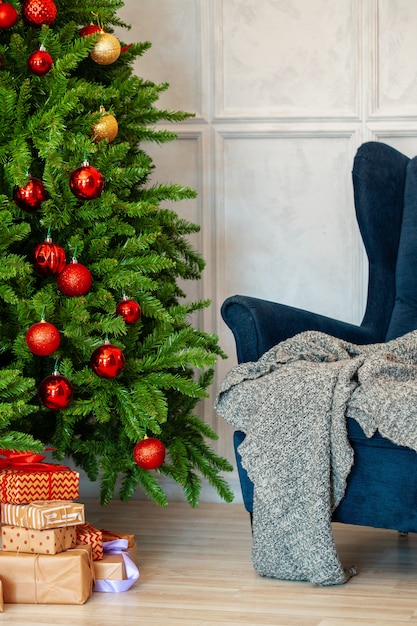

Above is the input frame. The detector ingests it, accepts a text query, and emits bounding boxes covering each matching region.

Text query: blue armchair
[221,141,417,532]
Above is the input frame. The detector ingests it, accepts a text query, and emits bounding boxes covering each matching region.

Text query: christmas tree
[0,0,233,506]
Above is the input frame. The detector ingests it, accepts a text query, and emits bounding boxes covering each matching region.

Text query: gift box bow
[94,539,139,593]
[0,449,68,472]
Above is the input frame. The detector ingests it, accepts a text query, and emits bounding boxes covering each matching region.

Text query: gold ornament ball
[92,114,118,142]
[90,32,121,65]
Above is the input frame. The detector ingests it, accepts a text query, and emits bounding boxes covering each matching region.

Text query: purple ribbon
[94,538,140,593]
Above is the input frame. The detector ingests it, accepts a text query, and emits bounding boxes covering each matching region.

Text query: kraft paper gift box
[76,523,103,560]
[1,524,77,555]
[0,467,79,504]
[0,545,94,605]
[93,539,139,592]
[94,552,126,580]
[1,501,85,530]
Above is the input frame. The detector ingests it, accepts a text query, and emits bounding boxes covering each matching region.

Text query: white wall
[107,0,417,503]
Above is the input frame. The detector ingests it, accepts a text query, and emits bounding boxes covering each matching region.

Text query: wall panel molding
[213,0,361,122]
[368,0,417,120]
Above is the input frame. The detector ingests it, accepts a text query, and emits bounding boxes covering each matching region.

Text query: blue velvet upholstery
[222,141,417,532]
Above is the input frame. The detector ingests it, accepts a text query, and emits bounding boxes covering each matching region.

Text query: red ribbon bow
[0,448,66,472]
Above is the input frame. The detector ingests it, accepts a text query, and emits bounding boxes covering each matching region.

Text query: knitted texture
[215,330,417,585]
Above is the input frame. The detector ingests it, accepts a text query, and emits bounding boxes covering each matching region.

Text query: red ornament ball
[57,260,92,297]
[13,177,48,211]
[133,438,166,470]
[32,237,66,277]
[116,297,141,325]
[22,0,56,27]
[0,3,19,29]
[79,24,101,37]
[38,371,73,410]
[69,162,104,200]
[28,47,53,76]
[90,342,125,379]
[26,320,60,356]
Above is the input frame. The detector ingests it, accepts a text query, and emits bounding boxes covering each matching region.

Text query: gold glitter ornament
[92,109,118,143]
[90,32,121,65]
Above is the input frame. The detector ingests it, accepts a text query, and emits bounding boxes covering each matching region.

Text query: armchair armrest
[221,294,377,363]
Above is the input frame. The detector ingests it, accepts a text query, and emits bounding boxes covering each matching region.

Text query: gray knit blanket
[215,330,417,586]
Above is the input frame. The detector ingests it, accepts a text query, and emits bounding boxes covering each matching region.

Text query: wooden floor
[2,500,417,625]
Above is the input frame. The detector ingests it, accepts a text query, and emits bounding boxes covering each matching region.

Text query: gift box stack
[0,450,139,607]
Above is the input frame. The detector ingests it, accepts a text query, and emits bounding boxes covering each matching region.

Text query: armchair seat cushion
[347,417,411,450]
[234,419,417,522]
[334,418,417,532]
